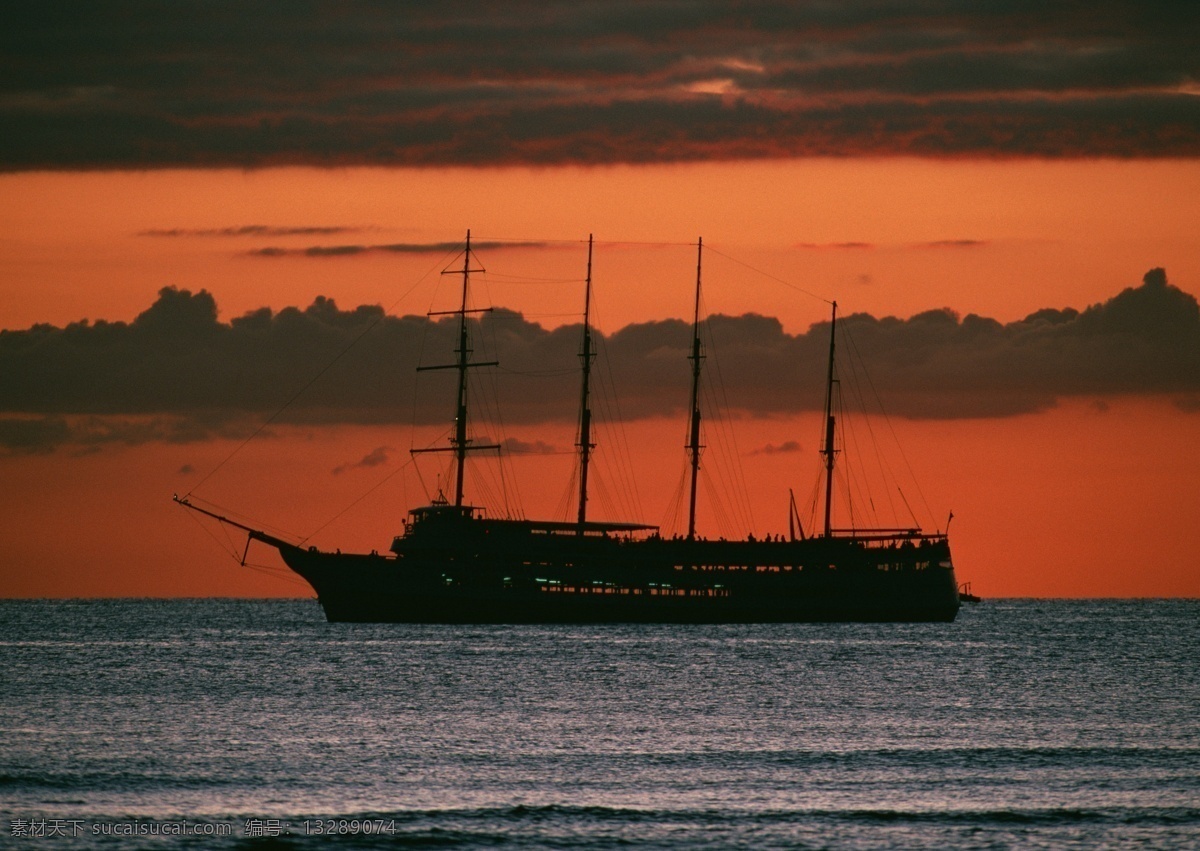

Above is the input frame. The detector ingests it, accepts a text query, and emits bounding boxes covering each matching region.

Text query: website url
[9,819,235,839]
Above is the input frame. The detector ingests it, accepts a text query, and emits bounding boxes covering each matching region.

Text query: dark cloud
[249,240,548,258]
[751,440,803,456]
[332,445,394,475]
[0,412,257,454]
[914,240,989,249]
[2,1,1198,170]
[501,437,559,455]
[793,240,989,251]
[140,226,363,238]
[1,268,1198,451]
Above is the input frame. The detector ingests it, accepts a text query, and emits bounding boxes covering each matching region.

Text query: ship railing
[829,528,947,545]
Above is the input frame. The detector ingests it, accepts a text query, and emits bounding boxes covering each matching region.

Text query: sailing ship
[177,233,961,622]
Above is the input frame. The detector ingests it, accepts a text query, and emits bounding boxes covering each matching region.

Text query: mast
[413,230,500,508]
[686,238,705,540]
[451,232,474,506]
[576,235,596,530]
[821,301,838,537]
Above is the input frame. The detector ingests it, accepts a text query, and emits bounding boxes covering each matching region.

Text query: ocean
[1,600,1197,849]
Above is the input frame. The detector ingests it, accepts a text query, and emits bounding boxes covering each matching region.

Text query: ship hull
[276,537,961,624]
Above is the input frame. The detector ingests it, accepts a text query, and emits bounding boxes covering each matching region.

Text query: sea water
[1,600,1197,849]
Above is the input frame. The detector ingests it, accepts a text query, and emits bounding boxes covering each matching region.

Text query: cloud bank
[248,240,548,258]
[1,269,1197,451]
[140,226,364,238]
[3,1,1198,169]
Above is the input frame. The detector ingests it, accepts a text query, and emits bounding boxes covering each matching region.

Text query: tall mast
[413,230,499,508]
[451,232,474,506]
[686,237,705,540]
[821,301,838,537]
[576,235,596,529]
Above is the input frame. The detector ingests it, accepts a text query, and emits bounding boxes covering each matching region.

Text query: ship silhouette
[178,233,961,622]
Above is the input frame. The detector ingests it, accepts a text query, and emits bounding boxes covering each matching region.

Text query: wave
[0,770,236,792]
[216,804,1200,827]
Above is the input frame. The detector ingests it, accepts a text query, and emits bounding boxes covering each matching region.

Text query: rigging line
[557,463,579,522]
[589,392,620,510]
[496,366,577,377]
[469,402,509,515]
[476,236,697,248]
[411,452,433,502]
[186,245,459,499]
[832,389,861,528]
[498,441,513,518]
[409,423,455,494]
[703,387,751,532]
[595,386,641,521]
[805,468,823,534]
[703,244,833,305]
[839,327,899,525]
[833,381,860,522]
[410,316,436,453]
[596,468,624,525]
[399,453,409,514]
[242,561,314,590]
[699,319,755,530]
[480,273,587,284]
[300,453,417,544]
[832,387,877,530]
[219,519,239,555]
[691,283,753,530]
[592,467,613,520]
[183,505,240,562]
[412,240,477,446]
[465,455,496,515]
[592,327,645,520]
[663,464,688,535]
[834,465,855,530]
[183,495,304,541]
[896,486,921,529]
[479,450,510,518]
[479,311,523,517]
[475,235,589,245]
[700,466,732,539]
[840,323,936,526]
[463,454,490,512]
[463,262,514,516]
[838,405,874,528]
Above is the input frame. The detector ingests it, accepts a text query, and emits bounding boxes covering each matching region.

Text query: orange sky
[3,161,1199,332]
[2,161,1199,598]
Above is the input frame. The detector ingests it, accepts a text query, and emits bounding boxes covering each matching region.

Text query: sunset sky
[3,2,1198,598]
